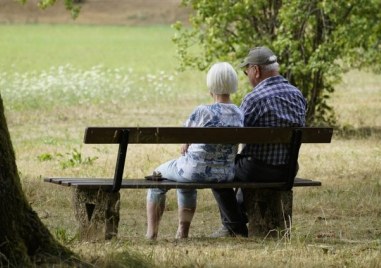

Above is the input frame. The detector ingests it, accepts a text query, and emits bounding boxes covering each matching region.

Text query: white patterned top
[176,103,244,182]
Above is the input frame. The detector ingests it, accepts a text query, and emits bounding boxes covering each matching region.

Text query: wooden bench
[44,127,333,240]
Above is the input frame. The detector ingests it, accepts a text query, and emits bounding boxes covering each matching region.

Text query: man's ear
[255,66,261,79]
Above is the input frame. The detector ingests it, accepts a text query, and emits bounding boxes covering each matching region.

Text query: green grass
[0,24,180,72]
[1,24,381,267]
[0,24,206,111]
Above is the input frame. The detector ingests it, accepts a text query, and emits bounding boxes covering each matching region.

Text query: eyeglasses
[243,65,255,76]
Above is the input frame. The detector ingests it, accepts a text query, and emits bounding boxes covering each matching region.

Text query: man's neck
[260,70,279,82]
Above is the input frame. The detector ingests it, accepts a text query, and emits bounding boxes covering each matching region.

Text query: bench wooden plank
[44,177,321,190]
[84,127,333,144]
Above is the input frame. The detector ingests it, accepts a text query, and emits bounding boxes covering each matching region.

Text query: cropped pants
[146,159,197,208]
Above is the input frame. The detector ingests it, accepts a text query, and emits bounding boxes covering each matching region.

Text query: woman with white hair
[146,62,244,240]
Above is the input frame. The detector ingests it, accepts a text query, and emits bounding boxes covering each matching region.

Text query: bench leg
[243,189,293,238]
[72,188,120,241]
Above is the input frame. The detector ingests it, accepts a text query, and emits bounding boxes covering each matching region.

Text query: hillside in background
[0,0,190,25]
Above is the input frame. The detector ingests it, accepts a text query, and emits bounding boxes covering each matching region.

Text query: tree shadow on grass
[90,250,154,268]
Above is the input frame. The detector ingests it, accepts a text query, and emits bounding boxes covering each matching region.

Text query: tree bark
[0,96,81,267]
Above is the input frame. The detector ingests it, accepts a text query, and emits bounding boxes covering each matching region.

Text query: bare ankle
[176,222,191,239]
[146,232,158,240]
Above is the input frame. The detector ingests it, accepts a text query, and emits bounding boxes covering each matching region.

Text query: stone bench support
[244,189,293,237]
[72,188,120,241]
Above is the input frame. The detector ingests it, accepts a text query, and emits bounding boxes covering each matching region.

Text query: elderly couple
[146,46,307,239]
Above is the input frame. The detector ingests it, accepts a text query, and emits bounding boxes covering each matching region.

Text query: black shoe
[210,226,233,238]
[210,226,248,238]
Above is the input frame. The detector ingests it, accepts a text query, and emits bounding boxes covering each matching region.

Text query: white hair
[259,62,280,72]
[206,62,238,94]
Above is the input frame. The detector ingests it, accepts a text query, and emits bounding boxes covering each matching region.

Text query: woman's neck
[212,93,232,104]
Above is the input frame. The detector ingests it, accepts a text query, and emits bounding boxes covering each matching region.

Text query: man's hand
[180,143,190,155]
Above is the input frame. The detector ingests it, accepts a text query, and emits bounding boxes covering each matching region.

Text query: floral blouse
[176,103,244,182]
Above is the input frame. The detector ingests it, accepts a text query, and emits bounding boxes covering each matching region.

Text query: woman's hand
[180,143,190,155]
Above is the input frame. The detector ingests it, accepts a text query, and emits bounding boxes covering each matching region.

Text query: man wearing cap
[211,46,307,238]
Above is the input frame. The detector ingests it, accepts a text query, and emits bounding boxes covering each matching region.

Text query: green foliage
[173,0,381,125]
[59,148,98,169]
[38,148,98,169]
[37,153,53,162]
[18,0,81,18]
[54,227,76,244]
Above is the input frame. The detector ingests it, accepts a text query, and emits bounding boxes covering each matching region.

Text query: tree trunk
[0,96,81,267]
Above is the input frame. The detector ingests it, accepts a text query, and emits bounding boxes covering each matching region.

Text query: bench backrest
[84,127,333,144]
[84,127,333,192]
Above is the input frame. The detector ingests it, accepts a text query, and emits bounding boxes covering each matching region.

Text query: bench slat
[84,127,333,144]
[44,177,321,190]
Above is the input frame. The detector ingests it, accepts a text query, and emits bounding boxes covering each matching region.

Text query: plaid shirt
[240,75,307,165]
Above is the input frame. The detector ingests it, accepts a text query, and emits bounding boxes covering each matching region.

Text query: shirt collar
[254,75,287,91]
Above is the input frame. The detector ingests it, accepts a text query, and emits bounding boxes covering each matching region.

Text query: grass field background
[1,24,380,267]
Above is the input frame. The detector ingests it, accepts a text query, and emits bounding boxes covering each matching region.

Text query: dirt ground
[0,0,190,25]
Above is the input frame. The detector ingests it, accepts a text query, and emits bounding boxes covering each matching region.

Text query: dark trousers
[212,155,291,235]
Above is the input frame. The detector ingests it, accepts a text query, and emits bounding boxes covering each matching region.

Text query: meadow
[1,24,380,267]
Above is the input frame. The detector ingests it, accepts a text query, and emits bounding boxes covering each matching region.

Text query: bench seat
[44,177,321,190]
